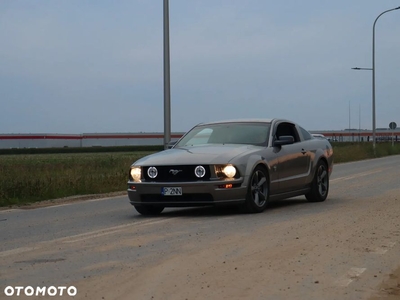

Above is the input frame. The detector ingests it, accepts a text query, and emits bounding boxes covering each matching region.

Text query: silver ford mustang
[127,119,333,215]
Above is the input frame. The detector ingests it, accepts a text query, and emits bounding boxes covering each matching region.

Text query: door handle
[301,149,307,155]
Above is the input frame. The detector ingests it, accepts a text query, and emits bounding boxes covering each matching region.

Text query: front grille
[141,194,214,203]
[143,165,211,182]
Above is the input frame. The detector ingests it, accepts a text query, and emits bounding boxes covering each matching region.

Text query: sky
[1,1,399,134]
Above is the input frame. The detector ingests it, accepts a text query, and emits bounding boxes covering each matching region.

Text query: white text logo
[4,286,77,297]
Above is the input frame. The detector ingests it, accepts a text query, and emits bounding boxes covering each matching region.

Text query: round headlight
[223,165,236,178]
[147,167,158,179]
[130,167,141,182]
[194,165,206,178]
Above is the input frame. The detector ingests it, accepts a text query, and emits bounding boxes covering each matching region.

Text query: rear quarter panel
[305,139,334,184]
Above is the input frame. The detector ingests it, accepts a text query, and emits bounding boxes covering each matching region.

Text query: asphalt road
[1,155,400,300]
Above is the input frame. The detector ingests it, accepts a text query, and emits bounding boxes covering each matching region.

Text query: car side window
[299,126,312,140]
[275,123,300,143]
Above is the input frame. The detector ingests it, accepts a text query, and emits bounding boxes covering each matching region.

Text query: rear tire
[134,205,164,216]
[305,160,329,202]
[242,166,269,213]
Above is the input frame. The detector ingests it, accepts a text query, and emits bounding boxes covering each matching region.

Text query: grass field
[331,142,400,163]
[0,151,155,207]
[1,143,399,207]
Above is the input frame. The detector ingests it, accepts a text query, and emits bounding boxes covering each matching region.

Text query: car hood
[133,144,260,166]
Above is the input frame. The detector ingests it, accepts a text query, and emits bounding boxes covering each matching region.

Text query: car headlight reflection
[222,165,236,178]
[130,167,142,182]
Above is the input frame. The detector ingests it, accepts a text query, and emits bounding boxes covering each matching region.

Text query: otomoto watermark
[4,286,77,297]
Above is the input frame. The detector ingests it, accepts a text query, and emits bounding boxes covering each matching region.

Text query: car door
[263,146,280,195]
[297,125,314,180]
[272,122,310,193]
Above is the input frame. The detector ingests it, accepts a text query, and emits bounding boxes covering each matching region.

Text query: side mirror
[167,141,177,149]
[273,135,294,147]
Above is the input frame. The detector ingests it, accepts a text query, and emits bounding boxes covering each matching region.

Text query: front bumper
[127,178,247,207]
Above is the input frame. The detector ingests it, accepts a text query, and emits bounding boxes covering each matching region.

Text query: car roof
[198,118,275,126]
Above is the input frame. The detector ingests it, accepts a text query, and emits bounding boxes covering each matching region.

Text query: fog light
[147,167,158,179]
[194,165,206,178]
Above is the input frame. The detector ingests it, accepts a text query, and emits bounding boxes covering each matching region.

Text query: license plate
[162,187,182,196]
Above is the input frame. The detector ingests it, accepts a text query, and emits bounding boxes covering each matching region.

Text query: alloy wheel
[317,165,328,197]
[251,170,268,207]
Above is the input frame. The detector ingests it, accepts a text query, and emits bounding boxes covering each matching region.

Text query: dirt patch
[369,265,400,299]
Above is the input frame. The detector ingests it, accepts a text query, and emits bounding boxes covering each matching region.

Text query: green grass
[0,151,155,207]
[332,142,400,163]
[1,143,399,207]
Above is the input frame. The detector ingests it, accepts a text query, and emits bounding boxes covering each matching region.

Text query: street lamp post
[352,6,400,153]
[163,0,171,149]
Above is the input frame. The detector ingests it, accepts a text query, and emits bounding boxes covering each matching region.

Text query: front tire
[134,205,164,216]
[242,166,269,213]
[305,160,329,202]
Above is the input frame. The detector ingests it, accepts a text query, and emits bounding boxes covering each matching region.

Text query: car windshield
[175,122,271,147]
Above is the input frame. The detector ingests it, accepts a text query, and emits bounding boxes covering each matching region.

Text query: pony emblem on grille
[169,169,182,175]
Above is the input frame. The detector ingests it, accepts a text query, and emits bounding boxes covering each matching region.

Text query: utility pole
[163,0,171,149]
